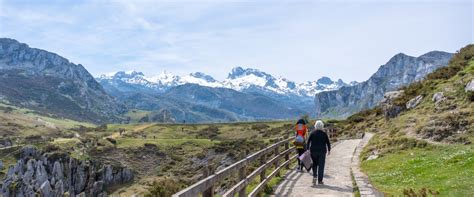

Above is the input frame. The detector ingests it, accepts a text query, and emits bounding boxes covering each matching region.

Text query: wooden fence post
[285,133,290,169]
[238,150,249,197]
[260,145,266,183]
[275,138,281,177]
[202,166,214,197]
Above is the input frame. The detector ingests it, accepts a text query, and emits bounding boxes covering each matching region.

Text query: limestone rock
[432,92,444,103]
[380,90,405,119]
[367,155,379,160]
[40,180,52,197]
[51,161,63,185]
[465,80,474,92]
[0,147,133,197]
[54,180,65,197]
[406,95,423,109]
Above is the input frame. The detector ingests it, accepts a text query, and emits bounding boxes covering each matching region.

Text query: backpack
[295,135,305,144]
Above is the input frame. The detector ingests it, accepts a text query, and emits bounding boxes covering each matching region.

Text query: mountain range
[96,68,354,123]
[97,68,354,98]
[314,51,453,118]
[0,38,455,123]
[0,38,124,123]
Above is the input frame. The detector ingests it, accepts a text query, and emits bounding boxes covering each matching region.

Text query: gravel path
[273,139,362,197]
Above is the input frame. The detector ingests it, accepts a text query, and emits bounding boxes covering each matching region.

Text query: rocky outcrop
[465,80,474,92]
[0,38,125,123]
[314,51,453,118]
[380,91,404,119]
[0,138,13,148]
[406,95,423,109]
[432,92,445,103]
[0,147,133,197]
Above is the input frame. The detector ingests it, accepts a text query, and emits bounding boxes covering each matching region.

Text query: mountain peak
[116,70,144,77]
[227,67,272,80]
[317,76,334,85]
[228,66,246,79]
[190,72,217,82]
[419,51,453,59]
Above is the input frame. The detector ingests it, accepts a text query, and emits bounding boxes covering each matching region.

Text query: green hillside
[334,44,474,196]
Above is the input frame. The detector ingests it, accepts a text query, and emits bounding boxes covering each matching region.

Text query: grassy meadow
[362,143,474,196]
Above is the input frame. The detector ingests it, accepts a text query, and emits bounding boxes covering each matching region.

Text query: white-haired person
[306,120,331,185]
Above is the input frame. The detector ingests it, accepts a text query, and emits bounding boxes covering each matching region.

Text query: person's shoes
[318,181,324,185]
[312,178,317,185]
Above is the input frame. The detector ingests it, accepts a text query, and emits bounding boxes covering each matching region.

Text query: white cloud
[0,0,472,82]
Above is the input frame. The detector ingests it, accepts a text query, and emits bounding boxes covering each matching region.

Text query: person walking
[294,119,308,171]
[306,120,331,185]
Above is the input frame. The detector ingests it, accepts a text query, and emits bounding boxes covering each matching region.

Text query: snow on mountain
[221,67,352,96]
[181,72,223,88]
[145,71,181,86]
[97,67,355,97]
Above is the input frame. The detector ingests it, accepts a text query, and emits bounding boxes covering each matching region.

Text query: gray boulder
[0,160,3,170]
[380,91,405,119]
[406,95,423,109]
[90,181,105,197]
[54,180,65,197]
[39,180,52,197]
[35,161,49,190]
[23,146,40,158]
[380,90,405,104]
[72,161,87,194]
[51,161,63,185]
[367,155,379,161]
[23,159,35,183]
[432,92,445,103]
[466,80,474,92]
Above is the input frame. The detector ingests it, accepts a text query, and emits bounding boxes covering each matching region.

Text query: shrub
[43,143,60,152]
[146,179,185,197]
[403,187,439,197]
[467,91,474,102]
[251,123,270,131]
[199,126,220,139]
[105,137,117,145]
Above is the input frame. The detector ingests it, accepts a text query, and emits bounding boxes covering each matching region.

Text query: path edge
[351,133,384,197]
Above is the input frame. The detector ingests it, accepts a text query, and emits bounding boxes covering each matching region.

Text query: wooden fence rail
[172,134,296,197]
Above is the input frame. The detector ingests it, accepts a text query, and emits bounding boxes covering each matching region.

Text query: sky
[0,0,472,83]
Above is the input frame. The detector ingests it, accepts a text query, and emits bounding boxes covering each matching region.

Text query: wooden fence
[172,134,296,197]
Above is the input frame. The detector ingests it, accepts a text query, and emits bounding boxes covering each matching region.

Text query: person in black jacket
[306,120,331,185]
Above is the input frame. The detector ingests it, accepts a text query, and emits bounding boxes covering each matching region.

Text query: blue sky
[0,0,472,82]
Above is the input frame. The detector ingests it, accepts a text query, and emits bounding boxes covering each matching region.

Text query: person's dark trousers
[311,152,326,182]
[296,148,305,170]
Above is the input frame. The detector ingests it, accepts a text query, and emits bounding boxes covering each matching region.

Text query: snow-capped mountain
[97,67,354,97]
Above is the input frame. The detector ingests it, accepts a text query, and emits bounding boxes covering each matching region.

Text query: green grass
[361,144,474,196]
[0,146,22,179]
[125,110,152,123]
[116,138,217,149]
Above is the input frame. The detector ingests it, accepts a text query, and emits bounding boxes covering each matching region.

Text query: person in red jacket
[294,119,308,171]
